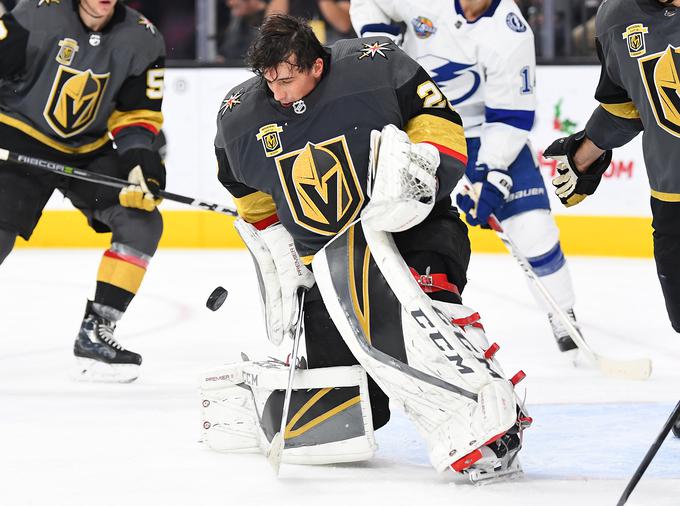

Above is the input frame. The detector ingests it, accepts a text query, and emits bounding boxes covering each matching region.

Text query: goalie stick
[617,401,680,505]
[266,288,306,476]
[462,179,652,381]
[0,148,238,216]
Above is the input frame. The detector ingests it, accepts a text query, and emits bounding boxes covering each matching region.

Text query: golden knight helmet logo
[276,136,364,235]
[639,45,680,138]
[43,66,110,138]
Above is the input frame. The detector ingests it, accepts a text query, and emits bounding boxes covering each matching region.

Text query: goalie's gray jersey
[585,0,680,201]
[214,37,467,260]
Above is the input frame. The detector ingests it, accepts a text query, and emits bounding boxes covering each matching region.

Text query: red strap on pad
[410,268,460,295]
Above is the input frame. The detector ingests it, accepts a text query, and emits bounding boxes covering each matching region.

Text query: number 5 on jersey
[146,68,165,100]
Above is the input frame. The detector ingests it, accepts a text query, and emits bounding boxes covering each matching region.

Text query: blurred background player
[218,0,266,64]
[266,0,355,44]
[543,0,680,435]
[351,0,586,357]
[0,0,166,382]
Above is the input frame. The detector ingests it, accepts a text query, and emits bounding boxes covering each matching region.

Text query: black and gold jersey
[0,0,165,158]
[585,0,680,201]
[215,37,468,261]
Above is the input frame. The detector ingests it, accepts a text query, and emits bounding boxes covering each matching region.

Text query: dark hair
[246,14,326,76]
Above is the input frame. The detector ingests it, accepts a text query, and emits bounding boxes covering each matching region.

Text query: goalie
[201,14,530,483]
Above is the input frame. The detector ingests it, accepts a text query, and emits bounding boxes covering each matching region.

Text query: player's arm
[363,57,467,233]
[397,65,468,201]
[110,56,166,212]
[583,38,644,151]
[0,13,29,79]
[215,146,279,229]
[477,36,536,170]
[455,32,536,226]
[543,38,635,207]
[349,0,402,40]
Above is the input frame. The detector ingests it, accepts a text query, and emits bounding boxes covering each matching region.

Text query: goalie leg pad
[199,361,376,464]
[312,222,526,473]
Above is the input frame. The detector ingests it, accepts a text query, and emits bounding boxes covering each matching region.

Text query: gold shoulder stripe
[108,109,163,135]
[0,113,111,154]
[651,189,680,202]
[233,191,277,224]
[600,101,641,120]
[405,114,467,160]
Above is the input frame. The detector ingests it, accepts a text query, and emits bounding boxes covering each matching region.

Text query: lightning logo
[420,56,481,106]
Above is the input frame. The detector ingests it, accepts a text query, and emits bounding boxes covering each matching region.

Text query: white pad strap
[362,124,439,232]
[234,220,315,345]
[200,362,376,464]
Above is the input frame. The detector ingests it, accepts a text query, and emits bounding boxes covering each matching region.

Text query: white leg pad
[199,361,377,464]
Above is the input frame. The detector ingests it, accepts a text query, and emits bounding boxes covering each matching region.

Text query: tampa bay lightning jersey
[351,0,536,170]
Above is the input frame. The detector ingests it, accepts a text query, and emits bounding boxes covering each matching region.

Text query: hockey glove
[362,124,439,232]
[543,130,612,207]
[118,148,166,212]
[456,167,512,227]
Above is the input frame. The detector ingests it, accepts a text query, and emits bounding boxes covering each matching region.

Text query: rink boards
[15,66,653,257]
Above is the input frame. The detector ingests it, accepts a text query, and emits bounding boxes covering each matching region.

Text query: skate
[548,308,583,361]
[73,300,141,383]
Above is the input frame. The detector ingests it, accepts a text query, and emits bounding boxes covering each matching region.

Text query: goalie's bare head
[247,14,326,109]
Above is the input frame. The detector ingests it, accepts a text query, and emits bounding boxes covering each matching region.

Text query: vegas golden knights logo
[43,65,110,138]
[56,38,79,66]
[622,24,648,58]
[256,123,284,157]
[639,45,680,138]
[276,135,364,236]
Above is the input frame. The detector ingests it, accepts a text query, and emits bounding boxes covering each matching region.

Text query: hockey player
[543,0,680,435]
[202,14,530,482]
[350,0,585,357]
[0,0,166,382]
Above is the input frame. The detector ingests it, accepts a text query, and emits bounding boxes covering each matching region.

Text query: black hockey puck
[206,286,228,311]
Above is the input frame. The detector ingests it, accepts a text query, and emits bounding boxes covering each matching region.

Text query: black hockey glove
[543,130,612,208]
[118,147,166,212]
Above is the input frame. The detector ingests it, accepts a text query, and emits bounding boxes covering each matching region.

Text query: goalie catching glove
[543,130,612,207]
[234,220,315,346]
[118,148,166,212]
[361,124,439,232]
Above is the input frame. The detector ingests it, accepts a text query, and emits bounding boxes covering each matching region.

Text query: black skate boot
[73,300,141,383]
[548,308,581,353]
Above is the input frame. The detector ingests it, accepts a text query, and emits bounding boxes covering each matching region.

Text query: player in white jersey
[350,0,585,356]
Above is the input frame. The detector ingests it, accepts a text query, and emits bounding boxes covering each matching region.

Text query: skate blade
[73,357,140,383]
[467,461,524,486]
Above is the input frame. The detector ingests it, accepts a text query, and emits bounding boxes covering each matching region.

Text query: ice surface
[1,250,678,506]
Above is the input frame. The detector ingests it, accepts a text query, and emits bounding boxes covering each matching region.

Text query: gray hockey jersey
[585,0,680,201]
[0,0,165,155]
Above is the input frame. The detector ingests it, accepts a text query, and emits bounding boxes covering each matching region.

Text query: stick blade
[267,432,284,476]
[597,357,652,381]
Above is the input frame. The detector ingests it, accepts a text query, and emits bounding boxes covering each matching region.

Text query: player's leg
[0,229,17,264]
[495,144,582,354]
[0,160,57,263]
[650,198,680,438]
[313,219,529,482]
[64,154,163,382]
